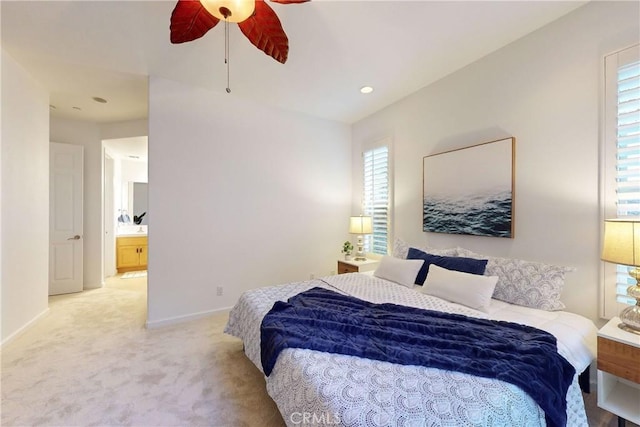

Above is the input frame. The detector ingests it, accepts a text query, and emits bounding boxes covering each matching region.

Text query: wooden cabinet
[597,317,640,426]
[337,259,379,274]
[117,236,147,273]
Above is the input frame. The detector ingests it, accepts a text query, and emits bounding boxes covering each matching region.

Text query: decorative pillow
[456,247,573,311]
[392,237,409,258]
[374,256,425,288]
[392,237,457,259]
[421,265,498,312]
[407,247,488,285]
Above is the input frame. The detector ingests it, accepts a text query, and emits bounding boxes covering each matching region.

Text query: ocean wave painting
[423,189,512,237]
[423,137,515,238]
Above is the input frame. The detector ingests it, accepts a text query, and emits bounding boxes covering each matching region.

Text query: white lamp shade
[349,216,373,234]
[602,219,640,266]
[200,0,255,22]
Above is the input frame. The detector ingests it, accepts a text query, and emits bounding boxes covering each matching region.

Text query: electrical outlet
[310,273,315,280]
[216,286,223,296]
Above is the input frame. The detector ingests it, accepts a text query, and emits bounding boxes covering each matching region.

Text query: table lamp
[601,218,640,334]
[349,215,373,261]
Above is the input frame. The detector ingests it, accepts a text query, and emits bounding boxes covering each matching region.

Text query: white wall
[120,159,147,184]
[352,1,640,324]
[147,76,351,326]
[1,49,50,344]
[1,3,3,343]
[50,118,148,288]
[101,119,147,141]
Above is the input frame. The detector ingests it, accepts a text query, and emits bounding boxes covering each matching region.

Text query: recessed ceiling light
[92,97,108,104]
[360,86,374,94]
[128,155,140,159]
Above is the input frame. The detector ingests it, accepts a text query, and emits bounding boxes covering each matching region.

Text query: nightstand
[337,259,379,274]
[597,317,640,426]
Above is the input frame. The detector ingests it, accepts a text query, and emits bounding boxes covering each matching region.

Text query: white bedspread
[224,273,596,427]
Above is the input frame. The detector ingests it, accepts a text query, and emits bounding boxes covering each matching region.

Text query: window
[601,44,640,318]
[616,59,640,219]
[363,144,390,255]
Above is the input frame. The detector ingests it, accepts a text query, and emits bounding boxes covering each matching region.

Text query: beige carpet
[0,275,635,427]
[1,276,284,427]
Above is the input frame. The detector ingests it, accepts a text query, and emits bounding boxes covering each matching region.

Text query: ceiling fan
[169,0,309,65]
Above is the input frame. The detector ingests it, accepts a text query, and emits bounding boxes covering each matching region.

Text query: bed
[224,248,597,427]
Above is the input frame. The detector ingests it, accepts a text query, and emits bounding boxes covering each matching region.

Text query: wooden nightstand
[337,259,379,274]
[597,317,640,426]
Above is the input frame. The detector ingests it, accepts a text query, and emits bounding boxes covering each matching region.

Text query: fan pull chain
[224,19,231,93]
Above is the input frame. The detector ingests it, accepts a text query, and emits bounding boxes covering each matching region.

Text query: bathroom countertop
[117,225,148,237]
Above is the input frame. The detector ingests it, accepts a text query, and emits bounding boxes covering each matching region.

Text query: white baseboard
[1,307,50,348]
[145,306,233,329]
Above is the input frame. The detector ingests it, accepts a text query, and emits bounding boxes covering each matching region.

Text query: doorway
[102,137,148,281]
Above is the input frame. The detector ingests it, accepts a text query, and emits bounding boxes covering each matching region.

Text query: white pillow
[374,256,424,288]
[421,264,498,312]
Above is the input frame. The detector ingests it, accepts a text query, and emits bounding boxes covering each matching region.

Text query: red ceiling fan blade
[170,0,220,44]
[238,0,289,64]
[269,0,310,4]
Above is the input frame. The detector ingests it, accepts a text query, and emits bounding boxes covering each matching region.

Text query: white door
[49,142,83,295]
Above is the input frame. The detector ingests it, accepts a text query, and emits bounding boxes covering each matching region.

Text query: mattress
[224,273,597,427]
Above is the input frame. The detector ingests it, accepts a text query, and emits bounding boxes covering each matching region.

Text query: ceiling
[1,0,587,125]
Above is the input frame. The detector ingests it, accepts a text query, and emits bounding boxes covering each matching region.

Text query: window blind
[615,58,640,304]
[363,146,389,255]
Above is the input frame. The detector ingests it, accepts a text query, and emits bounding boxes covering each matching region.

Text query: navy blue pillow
[407,247,488,285]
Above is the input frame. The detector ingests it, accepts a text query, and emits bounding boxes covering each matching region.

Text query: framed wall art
[423,137,515,238]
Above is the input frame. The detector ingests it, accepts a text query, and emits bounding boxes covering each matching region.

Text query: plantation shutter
[602,43,640,318]
[615,56,640,304]
[363,146,389,255]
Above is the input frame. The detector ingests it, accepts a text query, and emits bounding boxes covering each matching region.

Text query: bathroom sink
[117,225,147,236]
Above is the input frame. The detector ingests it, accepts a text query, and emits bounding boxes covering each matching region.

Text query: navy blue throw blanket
[261,287,575,427]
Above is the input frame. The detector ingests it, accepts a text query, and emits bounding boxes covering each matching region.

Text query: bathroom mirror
[132,182,148,225]
[118,181,148,226]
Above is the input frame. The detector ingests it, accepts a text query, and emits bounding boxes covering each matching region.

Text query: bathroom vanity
[116,226,148,273]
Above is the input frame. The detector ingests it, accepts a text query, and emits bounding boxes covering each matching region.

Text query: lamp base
[618,294,640,335]
[354,234,366,261]
[618,322,640,335]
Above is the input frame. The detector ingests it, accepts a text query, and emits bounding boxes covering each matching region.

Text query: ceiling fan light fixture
[170,0,310,87]
[200,0,255,23]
